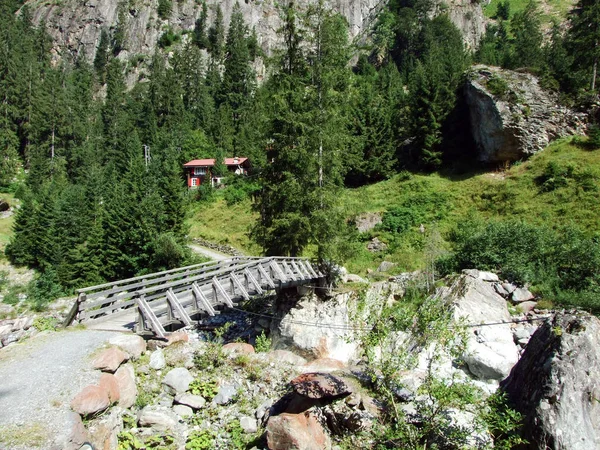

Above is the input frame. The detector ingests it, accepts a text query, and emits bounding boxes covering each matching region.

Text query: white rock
[162,368,194,395]
[138,406,177,431]
[511,288,534,303]
[450,274,520,380]
[172,404,193,418]
[149,349,166,370]
[109,335,147,360]
[174,393,206,410]
[240,416,258,433]
[213,384,237,405]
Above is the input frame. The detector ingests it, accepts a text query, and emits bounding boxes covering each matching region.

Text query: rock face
[501,313,600,450]
[24,0,483,74]
[465,65,586,163]
[445,269,520,380]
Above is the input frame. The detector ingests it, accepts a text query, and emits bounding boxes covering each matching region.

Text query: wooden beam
[258,264,276,289]
[244,268,263,295]
[291,260,307,279]
[166,288,192,326]
[192,282,216,316]
[231,272,250,300]
[270,261,287,282]
[136,295,166,338]
[213,277,234,307]
[305,261,320,279]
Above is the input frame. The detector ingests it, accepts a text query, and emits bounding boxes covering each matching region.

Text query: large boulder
[446,270,520,380]
[465,65,586,164]
[108,335,146,360]
[115,363,137,408]
[162,367,194,395]
[70,385,111,417]
[92,347,129,373]
[266,411,331,450]
[501,312,600,450]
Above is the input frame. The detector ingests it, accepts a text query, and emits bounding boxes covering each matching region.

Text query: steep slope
[24,0,485,66]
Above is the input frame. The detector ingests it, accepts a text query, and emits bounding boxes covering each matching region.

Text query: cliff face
[24,0,484,66]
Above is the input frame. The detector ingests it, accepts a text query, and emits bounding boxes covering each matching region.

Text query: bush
[157,0,172,19]
[588,124,600,149]
[158,28,180,48]
[379,191,449,235]
[439,219,600,311]
[223,177,260,206]
[486,74,510,99]
[254,330,271,352]
[27,269,63,311]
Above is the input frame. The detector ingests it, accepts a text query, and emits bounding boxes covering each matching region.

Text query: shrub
[536,161,575,192]
[186,430,215,450]
[486,74,510,99]
[157,0,172,19]
[27,269,63,311]
[158,28,180,48]
[188,378,218,400]
[254,330,271,353]
[588,124,600,149]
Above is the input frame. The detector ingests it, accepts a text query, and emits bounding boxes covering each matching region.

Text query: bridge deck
[66,256,324,337]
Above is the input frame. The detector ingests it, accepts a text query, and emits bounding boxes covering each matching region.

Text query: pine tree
[94,28,110,81]
[208,6,225,60]
[568,0,600,91]
[510,0,543,70]
[194,2,209,49]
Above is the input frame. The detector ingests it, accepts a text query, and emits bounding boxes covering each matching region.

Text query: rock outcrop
[445,269,520,380]
[465,65,586,163]
[24,0,483,75]
[501,312,600,450]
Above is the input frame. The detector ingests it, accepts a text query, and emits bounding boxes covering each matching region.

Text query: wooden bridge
[64,257,324,337]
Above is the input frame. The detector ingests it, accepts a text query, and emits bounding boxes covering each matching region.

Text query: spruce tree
[208,6,225,60]
[94,28,110,80]
[510,0,543,70]
[194,2,209,49]
[568,0,600,91]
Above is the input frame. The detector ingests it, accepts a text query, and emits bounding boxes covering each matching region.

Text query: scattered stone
[366,237,387,253]
[290,373,352,400]
[494,283,509,297]
[240,416,258,433]
[108,334,146,360]
[174,393,206,410]
[267,350,308,366]
[138,406,178,431]
[255,399,273,421]
[11,317,33,331]
[70,385,111,417]
[463,269,499,282]
[0,199,8,212]
[355,212,382,233]
[149,349,166,370]
[99,373,120,404]
[86,407,122,450]
[266,412,331,450]
[302,358,346,373]
[92,347,129,373]
[162,367,194,395]
[115,363,137,409]
[344,274,368,284]
[223,342,255,356]
[516,300,537,314]
[172,404,193,418]
[511,288,534,303]
[502,282,516,295]
[213,383,238,405]
[65,411,89,450]
[166,331,189,346]
[343,410,374,431]
[501,312,600,449]
[377,261,396,273]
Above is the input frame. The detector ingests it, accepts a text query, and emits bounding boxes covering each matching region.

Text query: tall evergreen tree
[194,2,209,49]
[568,0,600,91]
[208,6,225,60]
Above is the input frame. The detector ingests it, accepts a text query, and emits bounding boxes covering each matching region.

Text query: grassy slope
[483,0,576,21]
[186,138,600,274]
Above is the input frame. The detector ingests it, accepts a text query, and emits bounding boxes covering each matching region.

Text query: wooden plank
[63,293,84,327]
[213,277,233,307]
[166,289,192,326]
[305,261,320,279]
[192,282,216,316]
[270,261,287,282]
[230,272,250,300]
[244,268,263,295]
[136,295,166,338]
[258,264,276,288]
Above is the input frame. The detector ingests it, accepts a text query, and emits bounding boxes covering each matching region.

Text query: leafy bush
[486,74,510,99]
[158,28,180,48]
[588,124,600,149]
[536,161,575,192]
[27,269,63,311]
[188,378,218,400]
[186,430,215,450]
[438,219,600,311]
[32,316,58,331]
[157,0,172,19]
[379,191,449,235]
[223,177,260,206]
[254,330,271,352]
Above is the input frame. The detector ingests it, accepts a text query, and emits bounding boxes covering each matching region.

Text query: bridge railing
[64,256,324,332]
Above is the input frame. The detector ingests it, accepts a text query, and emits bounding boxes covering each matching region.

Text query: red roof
[184,157,249,167]
[184,159,215,167]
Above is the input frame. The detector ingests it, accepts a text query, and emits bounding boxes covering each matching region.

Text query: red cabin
[184,157,250,188]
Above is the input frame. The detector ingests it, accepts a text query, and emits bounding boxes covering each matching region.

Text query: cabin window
[193,167,206,176]
[191,178,198,187]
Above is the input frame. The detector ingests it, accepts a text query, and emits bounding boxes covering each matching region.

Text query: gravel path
[188,244,230,261]
[0,329,120,449]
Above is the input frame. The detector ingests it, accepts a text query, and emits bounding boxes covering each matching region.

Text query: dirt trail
[0,329,119,450]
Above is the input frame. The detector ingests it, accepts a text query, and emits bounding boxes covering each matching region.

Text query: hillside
[187,136,600,292]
